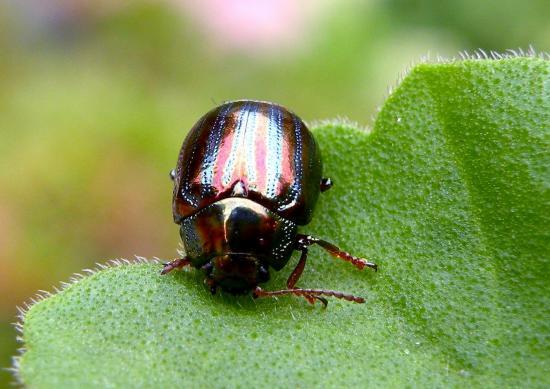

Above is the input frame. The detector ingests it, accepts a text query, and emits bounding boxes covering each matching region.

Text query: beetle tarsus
[160,257,191,275]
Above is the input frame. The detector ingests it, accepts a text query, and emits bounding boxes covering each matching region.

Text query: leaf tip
[370,46,549,129]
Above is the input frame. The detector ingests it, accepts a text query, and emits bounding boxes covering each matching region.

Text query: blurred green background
[0,0,548,385]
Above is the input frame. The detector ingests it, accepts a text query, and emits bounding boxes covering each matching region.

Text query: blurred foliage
[384,0,550,50]
[0,0,548,385]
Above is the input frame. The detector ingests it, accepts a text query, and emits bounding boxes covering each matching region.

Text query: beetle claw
[160,264,172,275]
[315,296,329,308]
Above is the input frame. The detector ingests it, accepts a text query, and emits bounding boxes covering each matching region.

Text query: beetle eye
[169,169,176,181]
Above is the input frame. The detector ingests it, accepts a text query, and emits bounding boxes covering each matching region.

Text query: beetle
[161,100,377,306]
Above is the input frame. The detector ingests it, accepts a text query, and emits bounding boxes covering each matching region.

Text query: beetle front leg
[296,234,377,271]
[160,257,191,275]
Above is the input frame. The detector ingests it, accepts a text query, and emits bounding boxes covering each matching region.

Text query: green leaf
[16,57,549,388]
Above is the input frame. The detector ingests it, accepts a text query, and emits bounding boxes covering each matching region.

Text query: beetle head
[180,198,297,287]
[204,254,270,294]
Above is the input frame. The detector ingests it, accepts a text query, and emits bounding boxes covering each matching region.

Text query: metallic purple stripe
[279,114,302,209]
[244,103,259,184]
[265,104,284,199]
[180,116,207,207]
[222,102,252,186]
[200,103,234,193]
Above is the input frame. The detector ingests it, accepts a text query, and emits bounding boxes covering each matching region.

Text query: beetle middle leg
[296,234,378,271]
[282,247,328,306]
[160,257,191,275]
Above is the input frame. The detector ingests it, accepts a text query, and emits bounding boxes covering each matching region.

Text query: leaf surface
[18,57,550,388]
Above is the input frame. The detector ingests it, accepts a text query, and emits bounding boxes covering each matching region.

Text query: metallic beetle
[161,100,377,306]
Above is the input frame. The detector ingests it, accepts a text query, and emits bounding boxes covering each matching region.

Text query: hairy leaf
[17,57,549,388]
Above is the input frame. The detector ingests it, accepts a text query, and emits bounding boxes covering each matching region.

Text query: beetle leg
[160,257,191,275]
[253,287,364,306]
[255,240,368,306]
[169,169,176,181]
[296,234,378,271]
[284,248,329,305]
[320,177,333,192]
[285,248,326,305]
[254,247,328,307]
[286,247,308,288]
